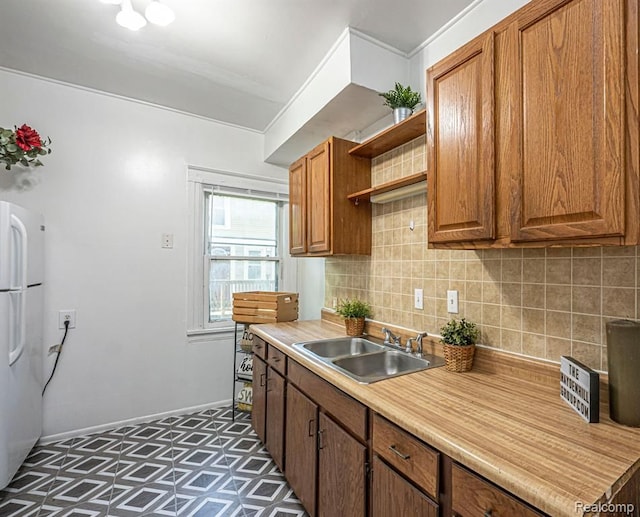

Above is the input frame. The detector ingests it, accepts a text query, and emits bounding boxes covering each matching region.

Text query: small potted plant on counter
[440,318,479,372]
[379,82,422,123]
[336,298,372,336]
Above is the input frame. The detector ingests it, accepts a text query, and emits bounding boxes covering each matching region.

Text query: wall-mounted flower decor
[0,124,52,171]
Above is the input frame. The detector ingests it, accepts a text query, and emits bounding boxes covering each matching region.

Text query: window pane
[204,193,281,324]
[206,194,277,257]
[208,260,278,322]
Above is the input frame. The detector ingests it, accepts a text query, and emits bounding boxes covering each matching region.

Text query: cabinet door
[452,464,543,516]
[266,367,286,472]
[251,356,267,444]
[289,156,307,254]
[307,141,332,254]
[285,385,318,516]
[317,412,366,517]
[427,32,495,243]
[508,0,625,242]
[371,456,438,517]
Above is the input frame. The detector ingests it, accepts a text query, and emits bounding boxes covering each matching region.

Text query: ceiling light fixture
[145,1,175,26]
[116,0,147,31]
[104,0,175,31]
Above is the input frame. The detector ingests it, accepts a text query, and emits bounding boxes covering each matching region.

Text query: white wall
[0,69,287,438]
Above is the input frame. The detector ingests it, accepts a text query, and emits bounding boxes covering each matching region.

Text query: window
[187,166,293,334]
[204,192,281,323]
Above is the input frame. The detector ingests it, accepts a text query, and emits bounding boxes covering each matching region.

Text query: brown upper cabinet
[427,32,495,244]
[427,0,640,248]
[289,137,371,256]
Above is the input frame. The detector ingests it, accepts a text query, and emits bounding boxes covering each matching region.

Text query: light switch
[447,290,459,314]
[414,289,423,310]
[161,233,174,249]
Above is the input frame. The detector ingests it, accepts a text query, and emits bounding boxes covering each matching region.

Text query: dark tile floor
[0,407,308,517]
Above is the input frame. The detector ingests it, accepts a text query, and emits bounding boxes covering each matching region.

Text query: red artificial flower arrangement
[0,124,52,171]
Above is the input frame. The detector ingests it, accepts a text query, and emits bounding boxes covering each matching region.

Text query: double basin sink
[292,336,445,383]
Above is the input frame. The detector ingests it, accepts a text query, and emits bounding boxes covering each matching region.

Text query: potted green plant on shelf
[379,82,422,124]
[440,318,479,372]
[336,298,372,336]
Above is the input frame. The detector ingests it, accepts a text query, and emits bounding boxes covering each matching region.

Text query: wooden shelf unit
[347,171,427,204]
[348,109,426,158]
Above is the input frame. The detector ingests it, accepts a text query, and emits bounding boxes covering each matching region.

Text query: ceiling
[0,0,474,132]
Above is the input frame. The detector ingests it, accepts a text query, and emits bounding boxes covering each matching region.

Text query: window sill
[187,327,235,341]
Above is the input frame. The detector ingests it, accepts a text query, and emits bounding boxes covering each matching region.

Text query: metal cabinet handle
[259,373,266,386]
[318,429,325,450]
[388,445,410,460]
[308,418,315,437]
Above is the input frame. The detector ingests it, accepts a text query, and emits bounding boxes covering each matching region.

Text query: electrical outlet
[414,288,423,310]
[161,233,174,249]
[447,290,459,314]
[332,297,338,309]
[58,310,76,329]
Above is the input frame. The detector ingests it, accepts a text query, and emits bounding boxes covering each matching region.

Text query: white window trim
[187,166,295,337]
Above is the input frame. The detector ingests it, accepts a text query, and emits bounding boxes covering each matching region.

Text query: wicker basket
[443,343,475,372]
[344,317,365,336]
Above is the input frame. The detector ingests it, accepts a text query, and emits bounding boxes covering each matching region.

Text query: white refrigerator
[0,201,44,489]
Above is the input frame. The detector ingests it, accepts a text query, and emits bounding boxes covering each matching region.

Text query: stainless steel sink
[332,350,442,383]
[295,337,384,358]
[292,337,445,383]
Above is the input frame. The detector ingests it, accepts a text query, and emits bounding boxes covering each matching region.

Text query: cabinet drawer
[252,336,267,360]
[452,464,542,517]
[372,414,439,500]
[267,345,287,375]
[288,360,367,441]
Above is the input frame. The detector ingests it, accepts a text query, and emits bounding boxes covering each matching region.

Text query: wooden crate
[232,291,299,323]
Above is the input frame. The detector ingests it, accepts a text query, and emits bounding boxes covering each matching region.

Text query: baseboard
[38,399,233,445]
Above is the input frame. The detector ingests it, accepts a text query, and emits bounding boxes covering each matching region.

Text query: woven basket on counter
[443,343,475,372]
[344,317,365,336]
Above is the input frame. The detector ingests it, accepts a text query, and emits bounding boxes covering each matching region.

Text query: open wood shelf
[347,171,427,204]
[348,109,426,158]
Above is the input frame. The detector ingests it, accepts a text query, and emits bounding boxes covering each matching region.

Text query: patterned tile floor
[0,407,308,517]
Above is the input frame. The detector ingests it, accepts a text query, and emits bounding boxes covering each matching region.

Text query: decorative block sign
[236,355,253,381]
[560,356,599,423]
[236,382,253,412]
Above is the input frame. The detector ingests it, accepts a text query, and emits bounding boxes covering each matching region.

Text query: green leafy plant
[0,124,52,171]
[440,318,479,346]
[335,298,372,319]
[379,82,422,110]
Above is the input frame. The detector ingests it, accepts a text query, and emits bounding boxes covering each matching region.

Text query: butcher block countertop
[250,319,640,517]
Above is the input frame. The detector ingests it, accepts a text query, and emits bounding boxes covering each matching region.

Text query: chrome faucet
[406,332,428,356]
[415,332,428,357]
[381,327,402,349]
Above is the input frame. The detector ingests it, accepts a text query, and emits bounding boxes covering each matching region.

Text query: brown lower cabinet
[252,347,547,517]
[265,367,285,472]
[371,456,438,517]
[451,463,543,517]
[284,362,368,517]
[251,356,266,444]
[252,346,286,472]
[317,412,367,517]
[285,385,318,516]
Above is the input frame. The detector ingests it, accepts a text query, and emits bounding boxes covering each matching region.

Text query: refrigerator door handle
[10,213,28,290]
[8,290,25,366]
[8,214,28,366]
